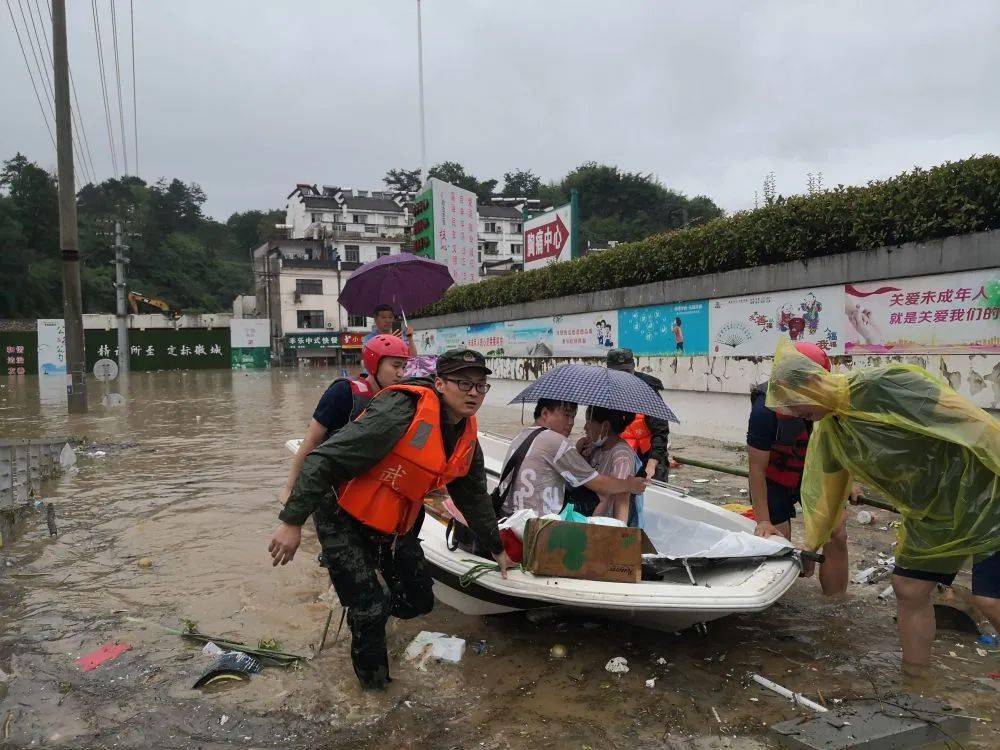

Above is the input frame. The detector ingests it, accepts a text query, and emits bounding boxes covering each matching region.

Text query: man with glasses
[270,348,511,690]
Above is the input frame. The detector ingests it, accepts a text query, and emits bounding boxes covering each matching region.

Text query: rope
[458,560,498,588]
[519,517,557,570]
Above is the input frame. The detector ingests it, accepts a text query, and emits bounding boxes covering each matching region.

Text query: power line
[129,0,137,177]
[108,0,128,175]
[14,0,56,123]
[23,0,93,185]
[39,0,99,184]
[89,0,118,177]
[5,0,55,151]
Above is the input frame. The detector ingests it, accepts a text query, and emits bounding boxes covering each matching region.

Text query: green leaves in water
[257,638,282,652]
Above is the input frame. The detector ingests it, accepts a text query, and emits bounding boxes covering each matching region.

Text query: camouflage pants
[313,504,434,689]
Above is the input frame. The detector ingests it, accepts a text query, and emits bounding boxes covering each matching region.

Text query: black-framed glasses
[443,377,491,394]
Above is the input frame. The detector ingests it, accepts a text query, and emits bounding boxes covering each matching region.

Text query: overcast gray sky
[3,1,998,219]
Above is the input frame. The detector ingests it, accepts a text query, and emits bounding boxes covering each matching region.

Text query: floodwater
[0,370,997,749]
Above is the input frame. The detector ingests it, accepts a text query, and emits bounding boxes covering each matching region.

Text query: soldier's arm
[645,414,671,467]
[446,442,503,556]
[278,392,415,526]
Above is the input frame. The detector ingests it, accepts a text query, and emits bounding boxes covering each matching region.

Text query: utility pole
[113,221,130,374]
[416,0,427,184]
[52,0,87,413]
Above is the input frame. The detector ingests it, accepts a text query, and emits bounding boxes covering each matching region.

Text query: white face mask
[592,425,610,447]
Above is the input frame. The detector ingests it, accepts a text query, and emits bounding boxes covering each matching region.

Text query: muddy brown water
[0,370,997,749]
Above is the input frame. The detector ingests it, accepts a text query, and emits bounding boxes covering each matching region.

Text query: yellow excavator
[127,291,182,320]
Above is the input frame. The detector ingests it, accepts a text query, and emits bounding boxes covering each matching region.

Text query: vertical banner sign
[523,203,573,272]
[411,186,434,259]
[37,319,67,375]
[230,319,271,369]
[412,178,478,285]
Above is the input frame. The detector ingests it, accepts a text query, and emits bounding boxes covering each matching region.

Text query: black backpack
[446,428,545,554]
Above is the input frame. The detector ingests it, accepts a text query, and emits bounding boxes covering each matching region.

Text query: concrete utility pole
[416,0,427,184]
[113,221,130,374]
[52,0,87,413]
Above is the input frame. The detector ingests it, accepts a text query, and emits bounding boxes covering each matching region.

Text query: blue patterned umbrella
[509,364,679,423]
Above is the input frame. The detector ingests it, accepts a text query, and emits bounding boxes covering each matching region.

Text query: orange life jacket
[337,384,479,534]
[622,414,652,457]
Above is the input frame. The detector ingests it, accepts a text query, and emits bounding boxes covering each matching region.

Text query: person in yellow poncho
[766,338,1000,674]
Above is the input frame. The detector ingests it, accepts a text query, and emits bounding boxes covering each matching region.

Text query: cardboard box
[522,518,657,583]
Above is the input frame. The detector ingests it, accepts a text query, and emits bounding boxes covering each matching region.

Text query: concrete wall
[415,231,1000,442]
[81,313,232,330]
[416,229,999,329]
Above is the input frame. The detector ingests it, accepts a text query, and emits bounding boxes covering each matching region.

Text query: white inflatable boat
[286,432,801,632]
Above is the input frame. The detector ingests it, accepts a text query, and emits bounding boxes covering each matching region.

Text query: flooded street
[1,370,997,749]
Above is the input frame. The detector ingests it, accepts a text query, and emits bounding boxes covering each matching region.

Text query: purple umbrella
[338,253,455,324]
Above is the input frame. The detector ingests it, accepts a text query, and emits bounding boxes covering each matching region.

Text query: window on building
[311,213,322,223]
[352,213,367,224]
[303,247,314,260]
[513,223,522,233]
[376,246,390,258]
[295,278,323,295]
[297,310,324,329]
[345,245,360,263]
[484,221,499,233]
[336,223,347,232]
[384,215,397,226]
[483,241,499,255]
[510,243,523,256]
[348,315,367,328]
[365,225,377,234]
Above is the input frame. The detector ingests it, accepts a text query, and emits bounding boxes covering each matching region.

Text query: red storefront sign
[340,332,365,349]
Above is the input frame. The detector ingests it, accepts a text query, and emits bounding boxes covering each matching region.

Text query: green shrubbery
[419,155,1000,317]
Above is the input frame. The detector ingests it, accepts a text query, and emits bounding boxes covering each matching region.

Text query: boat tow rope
[459,559,500,587]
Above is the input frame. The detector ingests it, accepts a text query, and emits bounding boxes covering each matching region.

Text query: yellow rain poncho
[766,338,1000,573]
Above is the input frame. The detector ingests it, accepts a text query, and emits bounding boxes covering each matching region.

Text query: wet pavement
[0,370,997,749]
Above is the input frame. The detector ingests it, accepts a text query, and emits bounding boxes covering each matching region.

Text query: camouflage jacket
[279,377,502,555]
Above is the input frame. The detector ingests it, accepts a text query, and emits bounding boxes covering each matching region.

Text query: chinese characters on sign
[523,203,574,271]
[428,178,479,286]
[845,270,1000,353]
[285,334,339,350]
[339,332,365,349]
[5,345,26,375]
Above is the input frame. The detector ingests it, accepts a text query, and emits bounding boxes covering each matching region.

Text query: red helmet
[793,341,831,371]
[362,334,410,380]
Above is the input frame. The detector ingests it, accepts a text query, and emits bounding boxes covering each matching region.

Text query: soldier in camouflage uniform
[269,349,512,689]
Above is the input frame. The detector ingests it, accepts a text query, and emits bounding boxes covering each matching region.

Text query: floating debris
[605,657,629,674]
[75,641,133,672]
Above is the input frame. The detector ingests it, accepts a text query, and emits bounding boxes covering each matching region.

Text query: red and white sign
[523,203,573,271]
[340,332,365,349]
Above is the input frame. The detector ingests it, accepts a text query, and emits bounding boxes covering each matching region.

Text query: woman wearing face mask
[577,406,643,526]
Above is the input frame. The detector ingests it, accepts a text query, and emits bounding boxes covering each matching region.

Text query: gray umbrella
[509,364,679,423]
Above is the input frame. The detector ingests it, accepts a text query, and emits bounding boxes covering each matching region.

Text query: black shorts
[765,480,800,526]
[893,550,1000,599]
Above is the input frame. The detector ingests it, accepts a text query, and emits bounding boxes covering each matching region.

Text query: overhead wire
[5,0,56,151]
[128,0,137,177]
[90,0,119,178]
[108,0,128,175]
[38,0,99,184]
[21,0,93,185]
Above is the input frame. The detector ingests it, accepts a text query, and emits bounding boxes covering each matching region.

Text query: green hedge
[418,155,1000,317]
